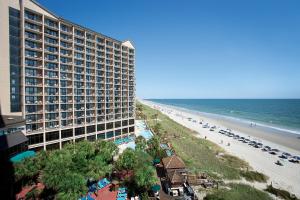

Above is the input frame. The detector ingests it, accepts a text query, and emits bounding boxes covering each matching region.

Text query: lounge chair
[80,194,94,200]
[118,193,127,197]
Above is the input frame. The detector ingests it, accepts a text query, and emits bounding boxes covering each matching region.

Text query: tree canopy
[13,140,119,200]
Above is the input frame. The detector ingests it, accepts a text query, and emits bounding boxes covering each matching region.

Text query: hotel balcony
[26,123,44,133]
[97,116,105,122]
[25,10,42,23]
[106,115,114,121]
[60,34,73,42]
[44,18,59,30]
[25,22,42,33]
[45,122,60,131]
[25,32,42,43]
[60,42,73,50]
[60,24,72,35]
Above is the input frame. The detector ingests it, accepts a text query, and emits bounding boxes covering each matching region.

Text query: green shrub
[240,171,268,182]
[265,185,299,200]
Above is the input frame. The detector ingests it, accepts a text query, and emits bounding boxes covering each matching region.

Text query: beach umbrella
[153,158,161,165]
[151,184,161,192]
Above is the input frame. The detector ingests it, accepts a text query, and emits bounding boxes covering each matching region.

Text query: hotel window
[61,49,67,55]
[60,24,69,32]
[86,41,93,47]
[25,22,39,30]
[25,11,37,21]
[28,134,44,145]
[75,60,84,66]
[86,33,93,40]
[25,31,37,39]
[46,143,60,151]
[61,96,67,103]
[122,128,128,134]
[46,46,57,53]
[87,125,95,133]
[75,38,84,44]
[25,51,37,58]
[25,40,37,48]
[9,7,21,112]
[61,129,73,138]
[86,48,92,53]
[45,62,57,69]
[87,135,96,142]
[75,45,84,51]
[25,87,38,95]
[86,55,92,61]
[25,58,37,66]
[46,131,59,141]
[45,37,57,44]
[75,30,84,37]
[61,41,68,47]
[115,129,121,136]
[60,89,67,96]
[75,52,83,59]
[86,62,92,68]
[75,127,85,136]
[46,54,57,61]
[45,28,58,37]
[46,88,58,95]
[25,77,37,85]
[106,41,113,46]
[45,19,58,28]
[97,37,104,43]
[106,131,114,138]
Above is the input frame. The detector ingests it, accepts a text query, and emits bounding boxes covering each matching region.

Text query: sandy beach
[141,100,300,197]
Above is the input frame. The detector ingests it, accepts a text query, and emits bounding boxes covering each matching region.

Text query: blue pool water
[10,150,36,163]
[136,120,153,140]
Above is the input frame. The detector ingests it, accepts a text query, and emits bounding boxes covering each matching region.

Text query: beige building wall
[0,0,56,116]
[0,0,18,116]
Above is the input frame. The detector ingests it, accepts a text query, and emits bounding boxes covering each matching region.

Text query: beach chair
[87,194,94,200]
[117,193,127,198]
[97,179,105,189]
[118,187,126,193]
[103,178,110,185]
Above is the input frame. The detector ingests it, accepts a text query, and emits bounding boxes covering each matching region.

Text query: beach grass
[240,170,268,183]
[204,183,272,200]
[137,102,252,180]
[265,185,299,200]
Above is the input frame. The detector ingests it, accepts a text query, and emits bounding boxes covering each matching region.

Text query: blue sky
[38,0,300,99]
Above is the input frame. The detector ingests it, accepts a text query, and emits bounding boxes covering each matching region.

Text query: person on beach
[227,142,230,146]
[221,140,223,144]
[205,136,207,139]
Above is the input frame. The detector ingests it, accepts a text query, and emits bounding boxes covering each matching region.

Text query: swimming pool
[138,130,153,140]
[136,120,153,140]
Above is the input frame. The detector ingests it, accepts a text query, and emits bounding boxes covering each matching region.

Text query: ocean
[147,99,300,135]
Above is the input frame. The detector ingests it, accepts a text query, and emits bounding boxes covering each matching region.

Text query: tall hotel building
[0,0,135,151]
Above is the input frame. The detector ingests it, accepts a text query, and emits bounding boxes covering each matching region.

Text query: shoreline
[141,100,300,197]
[147,101,300,152]
[147,100,300,136]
